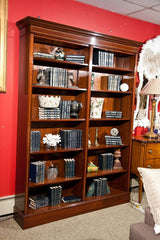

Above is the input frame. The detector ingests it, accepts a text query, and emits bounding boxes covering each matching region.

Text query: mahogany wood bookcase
[14,16,142,229]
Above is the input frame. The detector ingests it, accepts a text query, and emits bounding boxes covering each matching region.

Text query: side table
[131,136,160,203]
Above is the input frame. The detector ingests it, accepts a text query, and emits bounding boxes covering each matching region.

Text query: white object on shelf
[120,83,129,92]
[38,95,61,108]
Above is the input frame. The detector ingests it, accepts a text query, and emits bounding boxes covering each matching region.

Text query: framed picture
[0,0,8,93]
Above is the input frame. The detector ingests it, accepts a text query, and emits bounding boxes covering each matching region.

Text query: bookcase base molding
[14,191,129,229]
[15,16,142,229]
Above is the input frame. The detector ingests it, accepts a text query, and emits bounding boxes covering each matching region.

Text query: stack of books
[39,107,60,119]
[48,185,62,206]
[105,111,122,119]
[98,153,114,170]
[30,131,41,151]
[105,135,123,145]
[29,161,45,183]
[64,158,75,178]
[60,129,82,149]
[93,177,110,196]
[107,75,122,91]
[33,52,54,59]
[38,100,72,120]
[65,55,85,64]
[29,194,49,209]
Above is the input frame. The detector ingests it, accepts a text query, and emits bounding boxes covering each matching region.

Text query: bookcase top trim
[16,16,142,50]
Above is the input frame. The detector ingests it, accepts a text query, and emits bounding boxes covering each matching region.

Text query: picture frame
[0,0,8,93]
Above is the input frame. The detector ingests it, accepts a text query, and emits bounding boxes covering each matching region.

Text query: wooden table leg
[139,177,143,203]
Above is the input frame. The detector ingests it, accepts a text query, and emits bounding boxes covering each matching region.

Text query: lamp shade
[140,78,160,95]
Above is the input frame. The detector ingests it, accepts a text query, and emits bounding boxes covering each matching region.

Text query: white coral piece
[43,134,61,147]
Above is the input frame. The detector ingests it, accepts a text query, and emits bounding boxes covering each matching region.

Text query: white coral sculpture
[43,134,61,147]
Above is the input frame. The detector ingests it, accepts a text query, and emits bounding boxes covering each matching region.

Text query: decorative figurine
[55,47,65,60]
[70,100,83,119]
[94,128,99,146]
[113,148,123,169]
[87,162,98,173]
[37,69,50,85]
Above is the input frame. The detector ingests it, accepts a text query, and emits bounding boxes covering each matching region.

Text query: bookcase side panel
[15,31,34,213]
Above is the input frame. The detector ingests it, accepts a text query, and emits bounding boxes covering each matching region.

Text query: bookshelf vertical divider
[14,16,142,229]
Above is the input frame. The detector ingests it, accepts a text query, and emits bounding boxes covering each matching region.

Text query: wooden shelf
[91,89,132,98]
[87,169,126,178]
[32,85,87,95]
[29,176,82,188]
[92,65,134,74]
[88,144,128,150]
[30,147,84,155]
[89,118,130,122]
[33,57,89,70]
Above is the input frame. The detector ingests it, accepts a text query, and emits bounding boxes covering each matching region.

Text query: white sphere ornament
[120,83,129,92]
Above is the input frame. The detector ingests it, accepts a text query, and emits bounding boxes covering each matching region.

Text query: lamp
[140,77,160,138]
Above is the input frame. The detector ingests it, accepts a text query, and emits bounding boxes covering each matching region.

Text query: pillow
[138,168,160,234]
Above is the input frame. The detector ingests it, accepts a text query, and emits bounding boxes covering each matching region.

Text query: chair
[129,207,160,240]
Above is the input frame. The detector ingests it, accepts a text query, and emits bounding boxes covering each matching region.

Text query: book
[92,177,110,197]
[90,97,104,119]
[30,131,41,151]
[64,158,75,178]
[29,161,45,183]
[48,185,62,206]
[61,195,81,203]
[60,129,82,149]
[98,153,114,170]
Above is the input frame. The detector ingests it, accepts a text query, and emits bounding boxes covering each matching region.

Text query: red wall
[0,0,160,197]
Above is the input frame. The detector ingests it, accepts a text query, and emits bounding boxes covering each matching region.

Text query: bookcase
[14,16,142,229]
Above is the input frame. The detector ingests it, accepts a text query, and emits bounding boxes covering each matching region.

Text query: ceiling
[75,0,160,25]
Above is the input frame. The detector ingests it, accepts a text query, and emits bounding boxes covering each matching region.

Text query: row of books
[38,100,71,119]
[29,161,45,183]
[93,50,114,67]
[105,111,122,119]
[108,75,122,91]
[98,153,114,170]
[64,158,75,178]
[65,54,85,64]
[60,129,82,149]
[105,135,123,145]
[29,192,81,209]
[30,131,41,151]
[48,185,62,206]
[93,177,110,196]
[29,194,49,209]
[36,67,75,88]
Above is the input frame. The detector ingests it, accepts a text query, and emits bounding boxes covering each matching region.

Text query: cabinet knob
[148,149,152,154]
[147,165,151,168]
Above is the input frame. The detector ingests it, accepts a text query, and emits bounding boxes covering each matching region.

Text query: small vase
[46,144,57,150]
